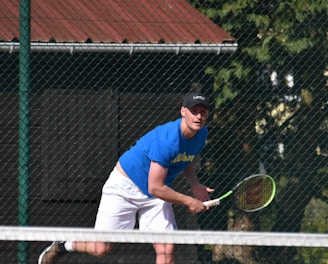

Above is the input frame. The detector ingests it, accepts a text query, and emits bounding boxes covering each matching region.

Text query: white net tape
[0,226,327,247]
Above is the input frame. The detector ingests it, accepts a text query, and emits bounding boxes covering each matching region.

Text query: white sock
[64,241,74,252]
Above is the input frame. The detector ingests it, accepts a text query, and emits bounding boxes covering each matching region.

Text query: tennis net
[1,226,327,263]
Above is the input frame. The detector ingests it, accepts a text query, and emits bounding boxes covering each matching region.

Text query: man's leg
[138,199,177,264]
[38,167,136,264]
[72,241,113,256]
[38,241,113,264]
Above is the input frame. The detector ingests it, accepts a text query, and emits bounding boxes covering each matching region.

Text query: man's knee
[90,242,113,257]
[153,243,175,264]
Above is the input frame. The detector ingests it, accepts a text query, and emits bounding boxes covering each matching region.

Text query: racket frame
[203,174,276,212]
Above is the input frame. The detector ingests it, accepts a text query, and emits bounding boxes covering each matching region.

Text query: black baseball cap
[183,92,210,109]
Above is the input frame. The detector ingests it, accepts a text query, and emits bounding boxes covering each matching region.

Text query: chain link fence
[0,1,327,263]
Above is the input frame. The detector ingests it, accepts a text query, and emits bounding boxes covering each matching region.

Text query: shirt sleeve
[148,138,175,168]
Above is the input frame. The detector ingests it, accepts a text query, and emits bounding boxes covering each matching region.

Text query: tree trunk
[213,210,257,264]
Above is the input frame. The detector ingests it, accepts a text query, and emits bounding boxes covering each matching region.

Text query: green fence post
[18,0,31,263]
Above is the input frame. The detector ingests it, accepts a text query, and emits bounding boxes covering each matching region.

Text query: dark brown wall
[0,91,201,263]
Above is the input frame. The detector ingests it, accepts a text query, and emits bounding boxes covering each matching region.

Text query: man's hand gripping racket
[203,174,276,212]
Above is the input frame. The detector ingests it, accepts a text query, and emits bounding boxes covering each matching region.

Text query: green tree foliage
[190,0,328,263]
[191,0,327,105]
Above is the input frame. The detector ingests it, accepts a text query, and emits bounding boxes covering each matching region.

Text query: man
[39,91,214,264]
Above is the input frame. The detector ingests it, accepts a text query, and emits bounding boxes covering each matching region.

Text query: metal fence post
[18,0,31,263]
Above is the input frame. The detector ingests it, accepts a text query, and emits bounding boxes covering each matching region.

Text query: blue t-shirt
[119,118,208,197]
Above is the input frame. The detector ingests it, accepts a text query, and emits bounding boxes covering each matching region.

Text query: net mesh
[1,226,327,263]
[1,1,327,264]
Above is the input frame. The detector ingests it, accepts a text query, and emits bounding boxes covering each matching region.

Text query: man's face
[181,104,209,132]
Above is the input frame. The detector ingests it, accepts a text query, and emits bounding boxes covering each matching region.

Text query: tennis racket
[203,174,276,212]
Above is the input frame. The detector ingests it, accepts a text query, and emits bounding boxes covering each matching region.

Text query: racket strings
[234,176,274,211]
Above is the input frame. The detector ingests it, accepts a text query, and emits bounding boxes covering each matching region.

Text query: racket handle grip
[203,199,220,208]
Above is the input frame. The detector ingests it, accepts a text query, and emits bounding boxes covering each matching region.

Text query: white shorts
[94,167,177,231]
